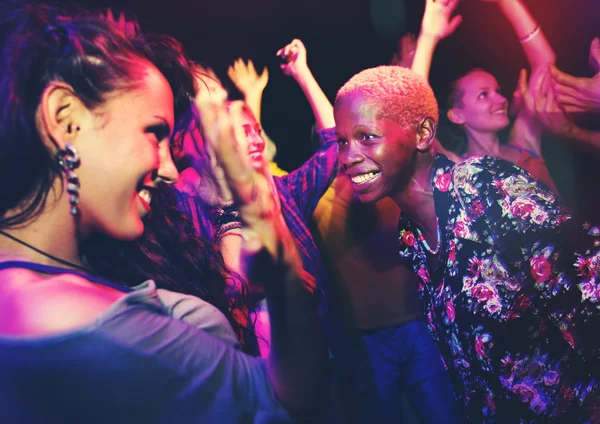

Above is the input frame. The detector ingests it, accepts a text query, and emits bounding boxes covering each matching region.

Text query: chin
[109,219,145,242]
[356,189,384,204]
[492,117,510,131]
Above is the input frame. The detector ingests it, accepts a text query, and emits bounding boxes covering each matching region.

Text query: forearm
[568,125,600,155]
[294,68,335,130]
[264,219,329,415]
[412,33,438,80]
[498,0,555,68]
[244,91,264,124]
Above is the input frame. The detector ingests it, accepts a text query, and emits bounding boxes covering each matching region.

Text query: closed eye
[147,123,171,143]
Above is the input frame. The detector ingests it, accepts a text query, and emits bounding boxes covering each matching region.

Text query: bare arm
[278,39,335,130]
[411,0,462,79]
[493,0,556,69]
[199,102,329,415]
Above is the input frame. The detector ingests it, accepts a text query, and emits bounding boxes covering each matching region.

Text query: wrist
[211,203,240,226]
[417,30,441,45]
[292,66,313,84]
[244,90,264,103]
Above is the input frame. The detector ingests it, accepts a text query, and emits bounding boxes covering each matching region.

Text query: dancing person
[334,65,600,422]
[0,3,328,422]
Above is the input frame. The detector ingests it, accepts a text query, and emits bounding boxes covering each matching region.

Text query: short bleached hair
[335,66,439,129]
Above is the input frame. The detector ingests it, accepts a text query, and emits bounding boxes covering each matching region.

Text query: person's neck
[465,129,501,157]
[0,196,84,270]
[391,153,438,242]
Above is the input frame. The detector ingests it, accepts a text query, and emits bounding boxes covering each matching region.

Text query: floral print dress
[398,154,600,423]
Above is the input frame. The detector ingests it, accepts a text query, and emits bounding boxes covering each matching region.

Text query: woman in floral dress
[334,65,599,423]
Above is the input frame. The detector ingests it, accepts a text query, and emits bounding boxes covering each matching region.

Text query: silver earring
[56,143,81,216]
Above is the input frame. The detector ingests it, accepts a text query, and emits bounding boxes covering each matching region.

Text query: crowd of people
[0,0,599,422]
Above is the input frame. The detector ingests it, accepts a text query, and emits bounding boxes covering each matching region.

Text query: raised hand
[277,39,309,80]
[420,0,463,42]
[196,102,300,275]
[174,120,233,207]
[551,38,600,115]
[520,67,574,138]
[227,58,269,99]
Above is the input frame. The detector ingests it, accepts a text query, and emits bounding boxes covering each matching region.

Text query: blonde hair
[336,65,439,128]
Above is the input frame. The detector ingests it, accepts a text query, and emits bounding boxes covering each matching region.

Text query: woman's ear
[446,108,465,125]
[415,117,437,152]
[37,82,86,149]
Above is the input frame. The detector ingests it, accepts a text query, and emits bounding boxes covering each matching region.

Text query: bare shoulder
[0,268,126,337]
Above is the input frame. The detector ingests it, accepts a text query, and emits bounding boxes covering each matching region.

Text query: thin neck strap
[0,260,131,293]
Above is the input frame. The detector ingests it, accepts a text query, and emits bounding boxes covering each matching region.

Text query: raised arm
[411,0,462,79]
[198,101,329,415]
[489,0,556,69]
[277,39,335,130]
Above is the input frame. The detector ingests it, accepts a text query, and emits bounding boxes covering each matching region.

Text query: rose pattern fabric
[397,155,600,423]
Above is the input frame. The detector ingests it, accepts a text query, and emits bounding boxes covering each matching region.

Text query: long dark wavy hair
[84,186,257,354]
[84,11,258,353]
[0,1,256,353]
[0,1,154,228]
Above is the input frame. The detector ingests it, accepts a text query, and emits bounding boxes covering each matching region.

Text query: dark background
[72,0,599,215]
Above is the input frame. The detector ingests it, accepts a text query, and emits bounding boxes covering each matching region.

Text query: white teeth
[351,172,378,184]
[138,189,151,205]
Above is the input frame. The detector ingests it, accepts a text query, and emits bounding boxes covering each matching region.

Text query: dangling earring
[56,143,81,216]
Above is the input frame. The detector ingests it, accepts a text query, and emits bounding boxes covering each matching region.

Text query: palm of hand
[421,0,462,41]
[228,59,269,96]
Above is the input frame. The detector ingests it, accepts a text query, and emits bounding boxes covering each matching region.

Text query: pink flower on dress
[579,280,597,302]
[471,283,497,303]
[510,199,535,219]
[434,172,452,192]
[512,383,537,403]
[401,230,416,247]
[492,179,507,196]
[469,200,485,218]
[530,256,552,283]
[445,301,455,323]
[468,258,482,277]
[543,370,560,386]
[574,256,595,278]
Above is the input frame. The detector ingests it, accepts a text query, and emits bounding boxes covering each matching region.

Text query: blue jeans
[348,319,463,424]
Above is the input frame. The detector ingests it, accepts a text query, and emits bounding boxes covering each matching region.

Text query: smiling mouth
[137,188,152,212]
[350,172,380,185]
